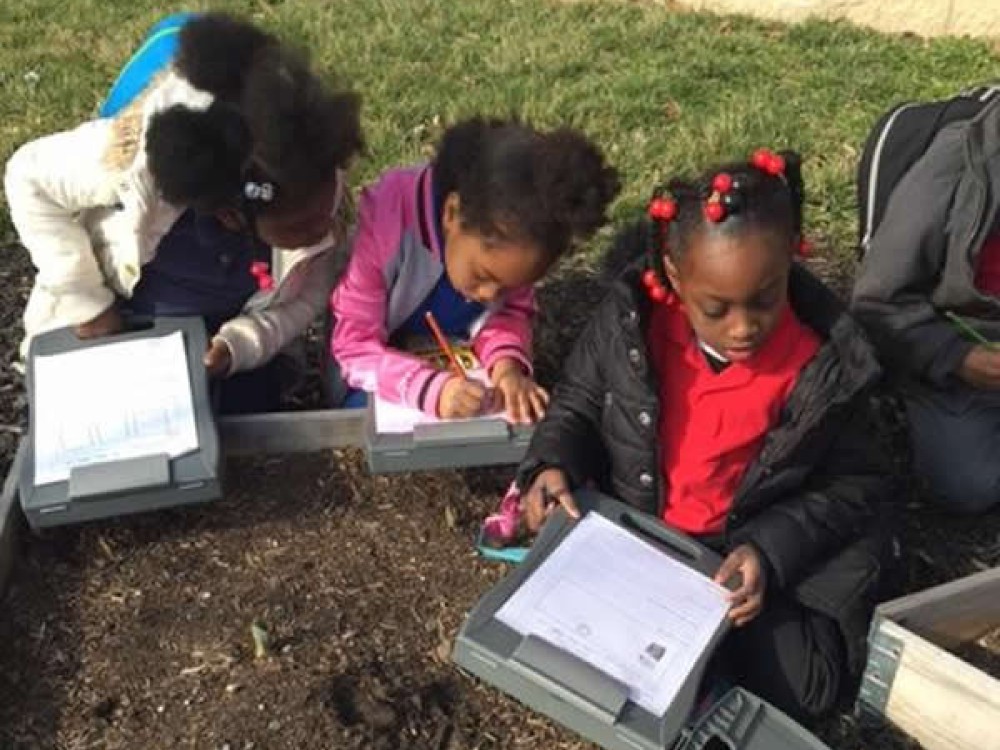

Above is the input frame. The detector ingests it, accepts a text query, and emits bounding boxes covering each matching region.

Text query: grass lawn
[0,2,998,749]
[2,0,999,259]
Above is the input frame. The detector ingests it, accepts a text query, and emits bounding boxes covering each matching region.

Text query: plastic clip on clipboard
[452,489,833,750]
[19,317,221,529]
[363,400,533,473]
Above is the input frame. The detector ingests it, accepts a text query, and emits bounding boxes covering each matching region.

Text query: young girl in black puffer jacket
[514,149,893,723]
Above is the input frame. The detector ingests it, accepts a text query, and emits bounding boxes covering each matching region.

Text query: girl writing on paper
[327,117,620,423]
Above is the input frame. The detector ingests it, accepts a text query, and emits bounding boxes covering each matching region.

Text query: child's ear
[442,192,462,235]
[663,254,682,290]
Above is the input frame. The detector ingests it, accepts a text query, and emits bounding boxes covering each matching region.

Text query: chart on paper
[496,513,730,715]
[32,331,199,485]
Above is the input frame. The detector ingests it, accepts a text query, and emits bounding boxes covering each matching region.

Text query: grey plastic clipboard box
[363,400,532,473]
[20,316,221,529]
[452,489,831,750]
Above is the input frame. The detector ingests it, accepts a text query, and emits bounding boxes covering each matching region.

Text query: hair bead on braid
[751,147,786,177]
[644,193,677,303]
[643,147,809,303]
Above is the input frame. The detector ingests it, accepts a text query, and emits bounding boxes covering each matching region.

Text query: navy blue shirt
[127,209,270,333]
[393,188,484,342]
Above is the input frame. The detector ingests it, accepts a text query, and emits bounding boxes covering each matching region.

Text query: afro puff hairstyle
[145,13,363,214]
[431,117,620,263]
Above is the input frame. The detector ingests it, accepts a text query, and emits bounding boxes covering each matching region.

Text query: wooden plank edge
[877,618,1000,750]
[0,442,26,601]
[219,408,365,456]
[878,566,1000,648]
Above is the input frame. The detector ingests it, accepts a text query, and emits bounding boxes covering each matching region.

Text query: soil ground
[0,248,997,749]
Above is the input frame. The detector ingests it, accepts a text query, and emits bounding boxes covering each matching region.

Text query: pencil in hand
[945,311,1000,350]
[424,311,467,379]
[425,311,501,416]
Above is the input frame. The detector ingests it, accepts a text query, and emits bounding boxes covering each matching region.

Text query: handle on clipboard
[618,511,708,564]
[511,634,629,724]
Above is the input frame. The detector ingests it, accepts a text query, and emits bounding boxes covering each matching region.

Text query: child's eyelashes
[699,293,781,320]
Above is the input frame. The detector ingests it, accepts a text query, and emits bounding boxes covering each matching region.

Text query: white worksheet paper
[33,331,199,486]
[496,513,730,715]
[373,367,504,434]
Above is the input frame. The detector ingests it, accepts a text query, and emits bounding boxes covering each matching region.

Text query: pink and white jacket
[329,165,535,415]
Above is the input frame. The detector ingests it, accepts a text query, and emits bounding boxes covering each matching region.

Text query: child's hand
[74,305,123,339]
[204,338,233,378]
[957,346,1000,389]
[439,376,491,419]
[714,543,767,627]
[491,358,549,424]
[523,468,579,533]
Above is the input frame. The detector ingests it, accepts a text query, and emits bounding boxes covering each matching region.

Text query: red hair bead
[704,202,725,223]
[712,172,733,193]
[752,148,785,176]
[648,198,677,222]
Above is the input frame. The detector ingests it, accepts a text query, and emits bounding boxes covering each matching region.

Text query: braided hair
[641,149,806,299]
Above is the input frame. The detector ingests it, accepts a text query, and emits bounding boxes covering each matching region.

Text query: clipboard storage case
[363,400,533,473]
[20,316,221,529]
[452,489,832,750]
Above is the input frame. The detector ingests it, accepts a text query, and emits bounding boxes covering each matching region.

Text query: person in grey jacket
[852,96,1000,513]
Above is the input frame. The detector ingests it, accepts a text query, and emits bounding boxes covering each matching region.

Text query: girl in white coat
[4,13,363,412]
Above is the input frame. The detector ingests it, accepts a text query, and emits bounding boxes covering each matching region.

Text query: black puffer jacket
[517,226,892,681]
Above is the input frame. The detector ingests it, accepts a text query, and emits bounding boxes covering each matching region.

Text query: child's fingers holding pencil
[439,377,489,418]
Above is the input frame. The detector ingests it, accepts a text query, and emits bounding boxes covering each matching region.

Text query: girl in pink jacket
[328,118,619,422]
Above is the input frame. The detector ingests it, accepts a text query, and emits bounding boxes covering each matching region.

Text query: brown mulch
[0,240,997,749]
[953,628,1000,681]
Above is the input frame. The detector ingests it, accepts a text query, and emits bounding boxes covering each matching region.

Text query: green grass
[1,0,998,263]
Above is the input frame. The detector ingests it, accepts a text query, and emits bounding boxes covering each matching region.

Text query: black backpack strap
[857,83,1000,258]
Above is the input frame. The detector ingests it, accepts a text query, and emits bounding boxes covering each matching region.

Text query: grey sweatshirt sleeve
[851,125,974,385]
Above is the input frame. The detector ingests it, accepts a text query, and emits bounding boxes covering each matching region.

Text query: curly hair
[172,12,276,102]
[431,117,620,262]
[145,13,363,214]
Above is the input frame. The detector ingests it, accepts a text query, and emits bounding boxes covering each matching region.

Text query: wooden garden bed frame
[857,566,1000,750]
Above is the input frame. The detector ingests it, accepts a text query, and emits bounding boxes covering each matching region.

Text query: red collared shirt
[974,231,1000,296]
[647,298,821,534]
